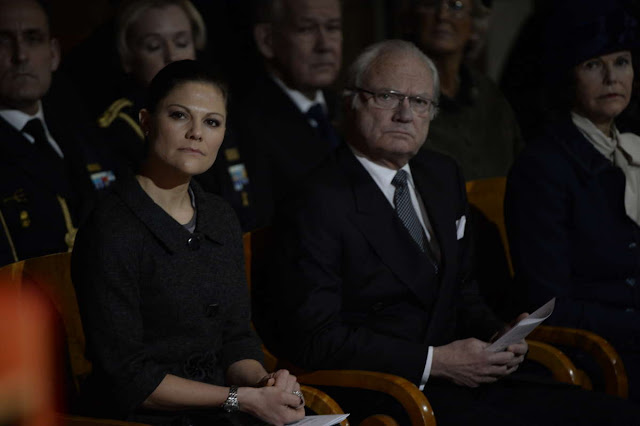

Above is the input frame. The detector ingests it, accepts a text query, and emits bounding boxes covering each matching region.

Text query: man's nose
[12,39,28,64]
[393,97,414,122]
[314,26,338,51]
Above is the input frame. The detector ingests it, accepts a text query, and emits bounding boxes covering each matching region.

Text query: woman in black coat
[505,1,640,402]
[72,60,305,425]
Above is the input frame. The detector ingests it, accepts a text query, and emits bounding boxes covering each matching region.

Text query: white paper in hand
[486,298,556,352]
[288,414,350,426]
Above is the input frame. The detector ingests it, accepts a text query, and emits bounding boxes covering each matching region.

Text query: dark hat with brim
[543,0,639,84]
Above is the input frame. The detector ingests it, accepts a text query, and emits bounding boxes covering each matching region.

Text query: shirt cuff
[418,346,434,391]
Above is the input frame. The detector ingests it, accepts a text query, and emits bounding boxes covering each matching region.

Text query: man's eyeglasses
[347,87,438,117]
[419,0,467,17]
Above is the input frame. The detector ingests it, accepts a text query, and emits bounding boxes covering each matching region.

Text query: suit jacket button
[188,236,200,250]
[626,277,636,287]
[206,303,219,317]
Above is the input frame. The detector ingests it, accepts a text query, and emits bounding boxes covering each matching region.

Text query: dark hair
[144,60,228,113]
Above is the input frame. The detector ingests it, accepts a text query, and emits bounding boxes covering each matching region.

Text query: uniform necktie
[306,103,339,148]
[23,118,61,161]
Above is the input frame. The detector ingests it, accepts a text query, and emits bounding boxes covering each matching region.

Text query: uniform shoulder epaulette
[98,98,133,128]
[97,98,144,140]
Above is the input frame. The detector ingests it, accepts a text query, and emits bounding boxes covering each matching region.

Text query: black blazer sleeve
[72,204,166,416]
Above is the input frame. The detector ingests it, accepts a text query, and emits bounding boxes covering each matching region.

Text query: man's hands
[238,369,305,426]
[431,338,517,387]
[431,313,530,388]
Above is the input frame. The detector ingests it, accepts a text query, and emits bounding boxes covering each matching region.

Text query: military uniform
[98,90,257,230]
[0,97,117,267]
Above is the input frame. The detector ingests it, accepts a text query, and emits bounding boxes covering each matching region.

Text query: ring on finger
[292,390,305,407]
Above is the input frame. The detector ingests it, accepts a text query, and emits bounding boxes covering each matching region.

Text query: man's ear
[254,23,275,59]
[50,38,61,72]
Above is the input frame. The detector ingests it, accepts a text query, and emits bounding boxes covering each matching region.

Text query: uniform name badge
[228,164,249,191]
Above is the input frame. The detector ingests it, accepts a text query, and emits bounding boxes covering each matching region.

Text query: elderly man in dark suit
[255,39,640,425]
[232,0,342,227]
[0,0,116,266]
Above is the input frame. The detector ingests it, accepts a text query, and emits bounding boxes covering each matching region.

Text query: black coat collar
[114,173,228,254]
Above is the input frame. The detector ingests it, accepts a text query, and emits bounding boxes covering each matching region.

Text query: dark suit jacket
[231,73,338,228]
[506,118,640,352]
[0,96,116,267]
[255,145,503,384]
[71,174,263,421]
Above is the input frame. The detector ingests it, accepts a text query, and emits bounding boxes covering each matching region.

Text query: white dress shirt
[351,145,436,389]
[0,102,64,158]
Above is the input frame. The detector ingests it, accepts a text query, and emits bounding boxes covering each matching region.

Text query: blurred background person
[97,0,256,229]
[232,0,343,228]
[505,0,640,402]
[404,0,523,181]
[72,60,305,425]
[0,0,116,267]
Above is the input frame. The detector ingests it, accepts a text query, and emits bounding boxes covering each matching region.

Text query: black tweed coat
[71,173,263,421]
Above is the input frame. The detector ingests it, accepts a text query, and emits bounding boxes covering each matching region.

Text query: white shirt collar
[349,144,415,202]
[0,102,64,158]
[271,75,326,114]
[0,101,46,133]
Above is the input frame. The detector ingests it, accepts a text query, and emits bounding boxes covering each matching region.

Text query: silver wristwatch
[222,385,239,412]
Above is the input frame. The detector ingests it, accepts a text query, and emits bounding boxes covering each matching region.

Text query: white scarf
[572,112,640,226]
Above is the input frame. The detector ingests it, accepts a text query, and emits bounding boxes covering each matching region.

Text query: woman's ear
[139,108,151,137]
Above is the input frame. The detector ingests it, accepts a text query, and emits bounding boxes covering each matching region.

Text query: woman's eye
[143,41,161,52]
[170,111,186,119]
[205,118,220,127]
[174,37,192,49]
[615,56,631,66]
[583,60,601,70]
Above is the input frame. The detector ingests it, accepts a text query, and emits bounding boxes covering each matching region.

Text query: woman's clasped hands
[238,369,305,425]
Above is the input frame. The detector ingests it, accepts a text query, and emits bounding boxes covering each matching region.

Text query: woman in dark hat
[505,0,640,402]
[72,60,305,425]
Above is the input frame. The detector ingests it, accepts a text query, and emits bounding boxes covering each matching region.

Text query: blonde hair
[116,0,207,65]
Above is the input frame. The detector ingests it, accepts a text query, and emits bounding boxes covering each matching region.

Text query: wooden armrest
[300,385,349,426]
[529,325,628,398]
[59,415,150,426]
[526,340,581,386]
[298,370,435,426]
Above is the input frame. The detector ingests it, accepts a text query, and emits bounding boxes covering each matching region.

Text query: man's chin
[0,90,44,113]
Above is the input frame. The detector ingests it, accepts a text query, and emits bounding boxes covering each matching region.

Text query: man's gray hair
[345,39,440,116]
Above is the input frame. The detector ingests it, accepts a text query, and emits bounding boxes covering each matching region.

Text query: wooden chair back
[465,176,512,274]
[0,252,90,393]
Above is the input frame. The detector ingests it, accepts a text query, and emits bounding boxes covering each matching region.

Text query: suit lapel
[337,147,439,306]
[0,116,71,197]
[410,158,458,278]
